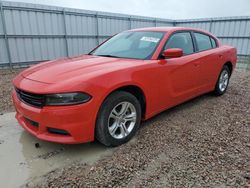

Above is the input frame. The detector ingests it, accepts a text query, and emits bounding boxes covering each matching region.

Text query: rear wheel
[214,65,230,96]
[96,91,141,146]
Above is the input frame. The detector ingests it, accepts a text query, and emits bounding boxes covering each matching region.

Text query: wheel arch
[224,61,233,76]
[101,84,147,119]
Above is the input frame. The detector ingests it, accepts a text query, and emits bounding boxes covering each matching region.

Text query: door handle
[219,54,223,58]
[193,62,200,67]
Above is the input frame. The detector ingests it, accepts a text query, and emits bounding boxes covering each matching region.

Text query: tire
[95,91,141,146]
[214,65,231,96]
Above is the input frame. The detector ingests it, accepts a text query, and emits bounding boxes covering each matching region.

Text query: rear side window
[210,37,217,48]
[194,32,212,51]
[164,32,194,55]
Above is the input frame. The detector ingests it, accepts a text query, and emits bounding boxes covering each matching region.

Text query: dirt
[0,68,249,187]
[0,68,24,113]
[28,70,249,188]
[37,147,66,160]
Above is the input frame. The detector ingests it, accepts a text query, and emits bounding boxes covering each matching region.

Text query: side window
[194,32,212,51]
[210,37,217,48]
[164,32,194,55]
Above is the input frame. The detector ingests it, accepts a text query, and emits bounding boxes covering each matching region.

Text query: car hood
[21,55,143,84]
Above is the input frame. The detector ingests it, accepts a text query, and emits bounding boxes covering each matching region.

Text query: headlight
[45,92,91,106]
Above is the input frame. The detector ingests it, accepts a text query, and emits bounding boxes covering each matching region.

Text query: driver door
[158,32,202,107]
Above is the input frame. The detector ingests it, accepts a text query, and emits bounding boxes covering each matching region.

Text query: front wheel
[214,65,231,96]
[95,91,141,146]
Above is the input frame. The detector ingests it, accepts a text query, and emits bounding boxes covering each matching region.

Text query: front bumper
[12,90,97,144]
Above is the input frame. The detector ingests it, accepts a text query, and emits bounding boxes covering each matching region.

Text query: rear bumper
[12,90,97,144]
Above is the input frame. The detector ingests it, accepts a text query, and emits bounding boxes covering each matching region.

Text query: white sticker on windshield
[140,36,160,43]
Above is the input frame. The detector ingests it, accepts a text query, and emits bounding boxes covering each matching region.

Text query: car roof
[129,27,214,36]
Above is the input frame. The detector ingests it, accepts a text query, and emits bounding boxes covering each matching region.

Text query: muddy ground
[0,69,249,187]
[0,112,114,188]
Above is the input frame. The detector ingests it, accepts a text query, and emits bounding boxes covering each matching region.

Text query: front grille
[15,88,45,108]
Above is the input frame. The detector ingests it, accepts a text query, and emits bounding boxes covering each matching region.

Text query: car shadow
[140,92,215,128]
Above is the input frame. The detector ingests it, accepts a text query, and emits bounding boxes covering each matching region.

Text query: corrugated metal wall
[0,1,249,68]
[0,1,173,67]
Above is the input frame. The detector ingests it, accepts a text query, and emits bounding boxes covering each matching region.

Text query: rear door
[192,32,221,90]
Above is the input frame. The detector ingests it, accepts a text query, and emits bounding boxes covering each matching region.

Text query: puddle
[0,113,113,188]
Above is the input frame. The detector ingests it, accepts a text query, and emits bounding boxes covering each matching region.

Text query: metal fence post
[248,58,250,70]
[0,2,12,68]
[95,13,99,45]
[62,9,69,57]
[154,18,157,27]
[128,16,132,29]
[209,19,213,32]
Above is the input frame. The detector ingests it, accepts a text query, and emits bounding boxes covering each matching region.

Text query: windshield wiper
[97,54,120,58]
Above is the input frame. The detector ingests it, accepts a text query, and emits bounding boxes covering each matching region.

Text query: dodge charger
[12,27,237,146]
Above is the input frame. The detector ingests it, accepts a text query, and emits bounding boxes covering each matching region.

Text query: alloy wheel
[108,102,137,139]
[219,70,229,92]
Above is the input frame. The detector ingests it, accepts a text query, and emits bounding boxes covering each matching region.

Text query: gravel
[0,68,23,114]
[34,70,250,188]
[1,68,249,187]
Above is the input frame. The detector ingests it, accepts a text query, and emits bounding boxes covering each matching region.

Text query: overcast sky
[4,0,250,19]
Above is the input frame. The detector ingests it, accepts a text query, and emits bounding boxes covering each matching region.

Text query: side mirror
[162,48,183,58]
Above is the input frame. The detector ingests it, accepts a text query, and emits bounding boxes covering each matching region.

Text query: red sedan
[12,27,237,146]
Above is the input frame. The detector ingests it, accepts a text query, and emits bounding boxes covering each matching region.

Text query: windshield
[90,31,165,60]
